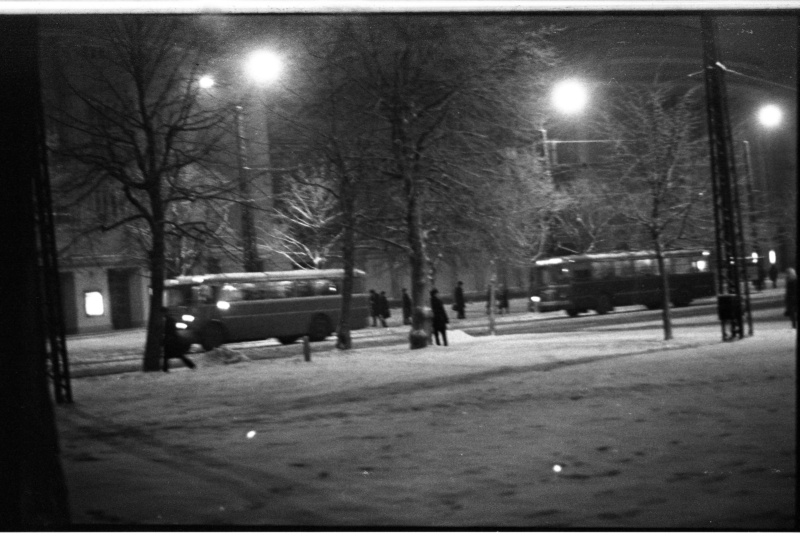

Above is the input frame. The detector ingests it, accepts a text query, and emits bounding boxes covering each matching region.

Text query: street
[54,296,796,529]
[65,288,786,377]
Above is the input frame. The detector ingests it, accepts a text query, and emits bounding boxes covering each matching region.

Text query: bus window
[634,258,656,275]
[594,261,615,279]
[574,267,592,281]
[196,284,215,304]
[219,284,245,302]
[313,279,339,296]
[615,259,634,277]
[265,280,295,298]
[295,280,315,297]
[672,257,691,274]
[165,286,192,307]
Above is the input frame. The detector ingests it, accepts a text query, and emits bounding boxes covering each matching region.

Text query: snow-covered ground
[56,313,796,530]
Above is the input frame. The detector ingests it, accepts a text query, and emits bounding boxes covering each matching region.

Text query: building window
[84,291,105,317]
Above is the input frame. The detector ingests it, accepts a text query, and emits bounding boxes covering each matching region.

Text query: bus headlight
[181,314,195,322]
[176,322,188,329]
[216,301,230,310]
[530,296,541,303]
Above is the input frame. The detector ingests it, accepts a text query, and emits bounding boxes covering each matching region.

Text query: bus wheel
[308,314,331,342]
[672,289,692,308]
[566,308,580,317]
[595,296,612,315]
[278,335,300,345]
[201,323,226,351]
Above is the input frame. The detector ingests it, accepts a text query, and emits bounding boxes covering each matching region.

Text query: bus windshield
[536,264,571,286]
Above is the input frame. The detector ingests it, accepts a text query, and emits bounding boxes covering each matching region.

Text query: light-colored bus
[529,249,715,316]
[164,269,370,350]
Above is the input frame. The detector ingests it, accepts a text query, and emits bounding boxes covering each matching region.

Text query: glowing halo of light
[551,79,588,115]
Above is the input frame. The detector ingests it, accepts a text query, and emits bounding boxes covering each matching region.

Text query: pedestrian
[453,281,466,319]
[430,288,449,346]
[378,291,390,327]
[498,284,510,315]
[162,308,196,372]
[785,267,797,329]
[402,288,412,325]
[769,264,779,289]
[756,262,766,292]
[369,290,380,327]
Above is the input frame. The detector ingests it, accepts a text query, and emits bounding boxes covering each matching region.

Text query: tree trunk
[655,245,673,341]
[143,196,167,371]
[336,171,356,350]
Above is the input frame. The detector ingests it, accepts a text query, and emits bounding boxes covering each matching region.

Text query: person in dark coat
[401,288,412,325]
[162,308,195,372]
[369,290,380,327]
[497,284,510,314]
[785,268,797,329]
[378,291,390,327]
[430,288,449,346]
[453,281,466,319]
[769,264,779,289]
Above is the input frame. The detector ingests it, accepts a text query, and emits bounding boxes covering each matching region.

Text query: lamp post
[201,50,282,273]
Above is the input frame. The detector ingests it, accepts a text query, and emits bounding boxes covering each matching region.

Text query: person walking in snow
[369,290,380,327]
[162,308,196,372]
[453,281,466,319]
[402,288,412,325]
[430,288,449,346]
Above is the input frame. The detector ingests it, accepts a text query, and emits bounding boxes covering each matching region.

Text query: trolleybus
[164,268,370,349]
[529,249,715,316]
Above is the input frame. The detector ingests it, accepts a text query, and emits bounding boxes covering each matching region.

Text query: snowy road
[56,314,796,529]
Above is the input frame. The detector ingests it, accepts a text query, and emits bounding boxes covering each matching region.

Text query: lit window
[84,291,104,316]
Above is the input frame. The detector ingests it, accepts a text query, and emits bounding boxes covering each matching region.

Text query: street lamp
[757,103,782,128]
[199,49,283,273]
[551,79,589,116]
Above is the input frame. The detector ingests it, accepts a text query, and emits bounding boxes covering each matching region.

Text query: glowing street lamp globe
[758,104,782,128]
[552,79,588,115]
[246,50,282,85]
[198,75,215,89]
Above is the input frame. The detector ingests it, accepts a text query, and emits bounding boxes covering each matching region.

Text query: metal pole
[701,15,747,341]
[234,105,260,272]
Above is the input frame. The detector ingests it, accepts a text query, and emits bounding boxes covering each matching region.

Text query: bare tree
[597,83,712,340]
[298,17,558,348]
[49,17,230,370]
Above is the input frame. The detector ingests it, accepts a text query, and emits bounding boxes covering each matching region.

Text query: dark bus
[164,269,370,350]
[529,249,715,316]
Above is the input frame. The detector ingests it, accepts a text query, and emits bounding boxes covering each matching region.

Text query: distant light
[769,250,777,264]
[751,252,759,263]
[216,300,231,310]
[758,104,782,128]
[697,260,707,272]
[530,296,541,303]
[84,291,104,316]
[553,464,563,473]
[702,250,710,256]
[552,79,588,115]
[199,75,215,89]
[176,322,188,330]
[247,430,256,439]
[182,314,195,322]
[247,50,282,85]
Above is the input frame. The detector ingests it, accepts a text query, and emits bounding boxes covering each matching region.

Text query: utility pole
[234,105,262,272]
[700,15,753,341]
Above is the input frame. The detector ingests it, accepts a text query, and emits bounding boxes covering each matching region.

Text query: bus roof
[534,249,711,266]
[165,268,366,287]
